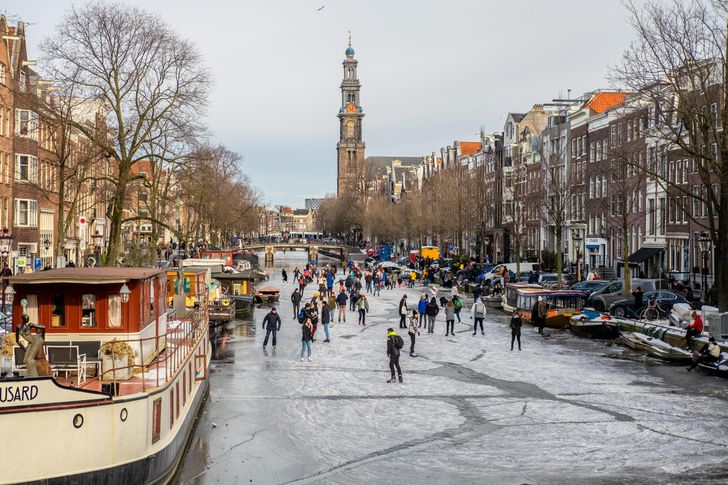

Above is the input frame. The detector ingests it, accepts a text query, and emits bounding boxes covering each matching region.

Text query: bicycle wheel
[643,307,658,321]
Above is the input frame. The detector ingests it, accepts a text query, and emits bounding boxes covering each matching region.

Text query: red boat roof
[10,267,165,285]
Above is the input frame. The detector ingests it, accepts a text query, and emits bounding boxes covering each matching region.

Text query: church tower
[336,34,365,197]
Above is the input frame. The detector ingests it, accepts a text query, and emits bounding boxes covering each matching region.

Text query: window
[627,121,632,141]
[711,103,719,127]
[15,110,38,139]
[15,155,38,183]
[152,398,162,443]
[711,143,718,162]
[81,294,97,328]
[571,139,576,159]
[51,293,66,327]
[610,126,616,146]
[14,199,38,228]
[108,294,122,328]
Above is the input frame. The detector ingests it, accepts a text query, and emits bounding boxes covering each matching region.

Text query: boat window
[51,294,66,327]
[170,388,175,429]
[152,398,161,443]
[25,294,38,324]
[107,294,122,328]
[81,294,97,328]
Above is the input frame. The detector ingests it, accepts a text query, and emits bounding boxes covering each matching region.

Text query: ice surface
[176,253,728,484]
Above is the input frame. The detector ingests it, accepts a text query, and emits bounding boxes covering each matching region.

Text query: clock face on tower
[346,103,356,113]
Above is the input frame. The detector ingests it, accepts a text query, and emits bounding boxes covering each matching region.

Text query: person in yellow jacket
[410,271,416,288]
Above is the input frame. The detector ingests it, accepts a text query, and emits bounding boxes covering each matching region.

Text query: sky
[4,0,638,208]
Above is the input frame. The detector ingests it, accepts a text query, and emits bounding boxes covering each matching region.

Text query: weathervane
[348,30,352,47]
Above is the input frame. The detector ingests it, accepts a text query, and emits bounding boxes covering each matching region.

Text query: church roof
[458,142,482,157]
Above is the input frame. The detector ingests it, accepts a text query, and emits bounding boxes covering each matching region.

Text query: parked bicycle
[640,297,667,321]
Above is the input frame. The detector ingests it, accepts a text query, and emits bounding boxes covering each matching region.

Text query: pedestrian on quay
[281,269,288,283]
[452,295,463,323]
[291,288,302,320]
[470,297,486,335]
[408,310,420,357]
[356,294,370,325]
[398,295,408,329]
[300,318,313,362]
[336,289,348,322]
[262,307,281,349]
[684,311,704,350]
[444,300,456,336]
[320,300,331,343]
[531,296,547,335]
[510,310,522,351]
[418,294,428,326]
[386,328,404,383]
[426,297,439,334]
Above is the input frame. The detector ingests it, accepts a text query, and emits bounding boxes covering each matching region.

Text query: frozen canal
[176,253,728,484]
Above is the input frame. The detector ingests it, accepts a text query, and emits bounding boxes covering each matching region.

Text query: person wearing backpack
[426,297,439,333]
[510,310,522,351]
[452,295,463,323]
[398,295,408,329]
[408,310,420,357]
[444,300,456,336]
[386,328,404,383]
[470,297,486,335]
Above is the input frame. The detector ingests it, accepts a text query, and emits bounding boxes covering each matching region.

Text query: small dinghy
[618,331,649,350]
[632,332,693,363]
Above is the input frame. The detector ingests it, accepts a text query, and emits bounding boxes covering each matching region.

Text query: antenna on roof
[348,30,352,47]
[567,88,571,100]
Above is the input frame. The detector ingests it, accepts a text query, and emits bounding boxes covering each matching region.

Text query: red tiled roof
[458,141,482,157]
[585,92,629,113]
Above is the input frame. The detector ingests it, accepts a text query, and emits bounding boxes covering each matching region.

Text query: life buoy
[221,299,231,307]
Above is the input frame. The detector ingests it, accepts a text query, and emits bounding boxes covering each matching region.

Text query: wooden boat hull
[619,332,648,350]
[644,344,693,363]
[570,319,619,339]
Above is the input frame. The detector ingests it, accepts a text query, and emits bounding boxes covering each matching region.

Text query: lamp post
[43,238,51,269]
[92,230,103,267]
[698,231,711,301]
[0,227,13,317]
[572,233,583,282]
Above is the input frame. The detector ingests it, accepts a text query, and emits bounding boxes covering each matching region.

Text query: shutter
[13,199,18,225]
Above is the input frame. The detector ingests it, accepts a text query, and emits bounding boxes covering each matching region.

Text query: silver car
[587,278,669,311]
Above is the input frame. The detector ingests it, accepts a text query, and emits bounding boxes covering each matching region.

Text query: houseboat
[513,288,585,329]
[212,271,256,317]
[2,267,210,484]
[166,266,215,308]
[501,283,542,313]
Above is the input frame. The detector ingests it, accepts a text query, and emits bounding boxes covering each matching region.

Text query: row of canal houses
[410,87,718,290]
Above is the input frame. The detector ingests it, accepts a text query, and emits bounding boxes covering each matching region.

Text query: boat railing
[77,309,206,396]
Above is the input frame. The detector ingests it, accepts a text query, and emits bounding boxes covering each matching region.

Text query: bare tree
[41,2,209,265]
[613,0,728,310]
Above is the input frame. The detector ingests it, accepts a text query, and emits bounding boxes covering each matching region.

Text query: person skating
[444,300,455,336]
[452,295,463,323]
[426,297,439,334]
[418,294,428,326]
[470,297,486,335]
[262,307,281,348]
[281,269,288,283]
[398,295,408,329]
[304,303,319,341]
[408,310,420,357]
[386,328,404,383]
[356,294,369,325]
[300,318,313,362]
[510,310,522,351]
[531,296,547,335]
[350,288,360,311]
[320,300,331,342]
[336,289,348,322]
[291,288,302,320]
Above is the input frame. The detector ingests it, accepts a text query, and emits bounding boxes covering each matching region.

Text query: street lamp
[92,230,103,266]
[572,233,583,282]
[120,284,131,304]
[698,231,711,301]
[0,227,13,317]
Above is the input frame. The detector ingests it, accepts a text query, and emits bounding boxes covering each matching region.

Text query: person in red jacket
[684,311,703,350]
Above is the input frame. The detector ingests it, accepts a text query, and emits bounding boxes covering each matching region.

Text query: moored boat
[512,288,585,329]
[569,310,619,339]
[632,332,693,363]
[501,283,542,313]
[2,268,210,484]
[255,285,280,304]
[618,331,649,350]
[212,271,256,317]
[208,296,236,325]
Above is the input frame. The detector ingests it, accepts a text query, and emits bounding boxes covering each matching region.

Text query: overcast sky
[5,0,637,207]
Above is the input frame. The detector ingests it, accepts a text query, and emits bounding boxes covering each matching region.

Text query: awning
[626,247,663,264]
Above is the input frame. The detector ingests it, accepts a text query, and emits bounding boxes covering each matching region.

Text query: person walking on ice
[300,318,313,361]
[408,310,420,357]
[398,295,408,329]
[386,328,404,383]
[262,307,281,349]
[510,310,522,351]
[470,297,486,335]
[356,294,369,325]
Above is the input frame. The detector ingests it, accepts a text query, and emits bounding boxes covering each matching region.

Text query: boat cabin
[9,268,171,372]
[502,283,542,312]
[199,250,235,267]
[166,267,210,307]
[515,289,586,329]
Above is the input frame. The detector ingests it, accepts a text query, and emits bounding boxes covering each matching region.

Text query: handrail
[77,307,207,395]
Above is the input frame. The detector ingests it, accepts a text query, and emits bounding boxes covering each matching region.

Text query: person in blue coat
[417,294,428,326]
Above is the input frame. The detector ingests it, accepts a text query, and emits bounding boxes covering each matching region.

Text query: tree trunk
[622,219,631,297]
[55,164,66,269]
[106,167,129,266]
[555,226,562,289]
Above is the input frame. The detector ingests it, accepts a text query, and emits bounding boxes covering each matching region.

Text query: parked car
[571,280,610,300]
[539,273,575,288]
[481,262,542,285]
[609,290,690,318]
[587,278,670,311]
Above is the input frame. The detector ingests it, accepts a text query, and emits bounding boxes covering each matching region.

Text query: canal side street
[177,253,728,485]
